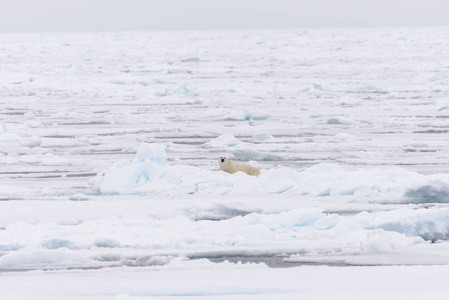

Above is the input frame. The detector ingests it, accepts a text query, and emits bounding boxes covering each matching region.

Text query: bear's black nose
[221,158,225,162]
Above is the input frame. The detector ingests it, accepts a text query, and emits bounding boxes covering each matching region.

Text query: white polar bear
[213,156,260,176]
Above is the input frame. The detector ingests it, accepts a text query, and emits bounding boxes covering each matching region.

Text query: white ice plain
[1,27,449,299]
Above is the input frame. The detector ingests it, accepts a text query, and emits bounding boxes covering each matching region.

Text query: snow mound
[91,144,449,203]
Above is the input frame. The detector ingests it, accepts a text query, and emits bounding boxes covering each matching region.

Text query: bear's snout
[221,158,225,163]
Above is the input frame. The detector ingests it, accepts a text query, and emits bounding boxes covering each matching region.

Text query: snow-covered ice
[1,27,449,298]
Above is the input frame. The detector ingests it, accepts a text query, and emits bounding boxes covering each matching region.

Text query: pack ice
[2,27,449,299]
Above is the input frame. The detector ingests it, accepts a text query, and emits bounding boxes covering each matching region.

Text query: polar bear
[213,156,260,176]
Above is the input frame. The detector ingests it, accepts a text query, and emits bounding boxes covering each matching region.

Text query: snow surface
[1,27,449,298]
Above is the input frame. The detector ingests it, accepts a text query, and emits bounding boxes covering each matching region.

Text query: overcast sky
[1,0,449,32]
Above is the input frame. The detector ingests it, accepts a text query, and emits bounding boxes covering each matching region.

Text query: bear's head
[218,156,230,168]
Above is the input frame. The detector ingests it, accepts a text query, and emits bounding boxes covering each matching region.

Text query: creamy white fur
[214,156,260,176]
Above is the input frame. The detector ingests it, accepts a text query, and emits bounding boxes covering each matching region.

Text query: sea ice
[2,27,449,299]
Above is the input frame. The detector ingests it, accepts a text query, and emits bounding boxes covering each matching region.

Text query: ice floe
[0,123,41,151]
[91,143,449,203]
[1,205,449,269]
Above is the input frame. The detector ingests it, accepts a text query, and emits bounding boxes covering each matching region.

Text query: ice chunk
[90,143,168,194]
[93,160,165,194]
[246,208,325,230]
[42,239,74,249]
[361,208,449,242]
[403,180,449,203]
[156,84,198,97]
[313,83,323,90]
[232,149,284,161]
[313,214,340,230]
[252,131,276,143]
[361,230,417,253]
[181,57,200,63]
[327,117,354,125]
[94,238,121,248]
[136,143,167,162]
[0,250,92,268]
[0,130,41,149]
[134,255,178,267]
[244,111,271,121]
[203,133,240,148]
[21,135,41,148]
